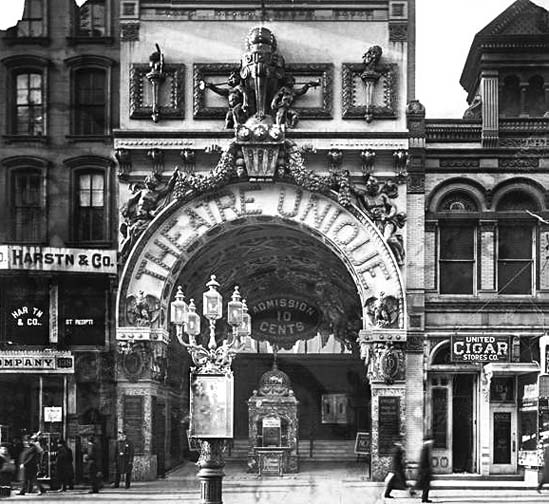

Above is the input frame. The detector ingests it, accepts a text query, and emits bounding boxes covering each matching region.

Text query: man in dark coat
[114,431,134,489]
[415,436,434,503]
[18,434,45,495]
[537,440,549,492]
[84,435,102,494]
[55,439,74,492]
[384,437,408,498]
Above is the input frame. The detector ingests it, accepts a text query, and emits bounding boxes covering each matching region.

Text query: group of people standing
[384,435,434,503]
[0,430,133,498]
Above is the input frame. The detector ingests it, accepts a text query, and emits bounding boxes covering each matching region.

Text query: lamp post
[171,275,252,504]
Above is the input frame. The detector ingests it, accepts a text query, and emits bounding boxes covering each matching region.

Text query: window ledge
[3,36,50,46]
[66,36,114,46]
[65,135,112,143]
[3,135,48,144]
[65,241,114,249]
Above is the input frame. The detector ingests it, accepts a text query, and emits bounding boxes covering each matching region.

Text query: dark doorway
[452,374,474,472]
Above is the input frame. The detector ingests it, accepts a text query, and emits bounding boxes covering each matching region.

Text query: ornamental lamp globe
[227,286,244,327]
[170,286,188,342]
[237,299,252,345]
[203,275,223,320]
[185,299,201,344]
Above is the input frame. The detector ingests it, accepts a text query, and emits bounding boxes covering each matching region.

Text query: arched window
[500,75,520,117]
[437,192,479,295]
[496,190,538,294]
[526,75,545,117]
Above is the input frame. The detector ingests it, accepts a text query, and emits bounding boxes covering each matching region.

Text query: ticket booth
[247,364,299,475]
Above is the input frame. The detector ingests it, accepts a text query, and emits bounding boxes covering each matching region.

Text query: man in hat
[18,434,45,495]
[83,435,102,494]
[114,431,134,489]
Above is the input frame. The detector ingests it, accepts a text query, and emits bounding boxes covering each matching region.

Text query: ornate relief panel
[342,62,398,120]
[129,63,185,120]
[193,62,333,120]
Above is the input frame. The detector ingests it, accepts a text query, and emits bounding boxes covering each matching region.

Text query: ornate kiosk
[247,362,299,475]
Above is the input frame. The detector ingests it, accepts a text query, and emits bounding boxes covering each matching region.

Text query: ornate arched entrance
[115,181,407,480]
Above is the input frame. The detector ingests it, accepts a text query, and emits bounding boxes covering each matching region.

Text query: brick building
[0,0,119,482]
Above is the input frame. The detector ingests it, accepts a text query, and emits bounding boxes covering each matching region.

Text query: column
[519,82,528,117]
[481,71,499,147]
[424,221,437,291]
[479,367,492,476]
[539,225,549,290]
[479,220,496,292]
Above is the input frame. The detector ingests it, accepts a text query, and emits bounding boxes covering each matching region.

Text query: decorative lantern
[203,275,223,320]
[238,299,252,344]
[227,286,243,327]
[185,299,201,345]
[170,286,188,342]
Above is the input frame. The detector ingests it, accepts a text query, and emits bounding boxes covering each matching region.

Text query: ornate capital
[115,148,132,179]
[362,342,405,384]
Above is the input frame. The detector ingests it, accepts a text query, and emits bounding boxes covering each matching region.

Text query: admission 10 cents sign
[451,335,510,362]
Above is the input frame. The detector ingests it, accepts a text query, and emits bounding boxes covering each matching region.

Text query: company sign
[0,246,117,274]
[451,335,510,362]
[250,297,321,348]
[0,352,74,373]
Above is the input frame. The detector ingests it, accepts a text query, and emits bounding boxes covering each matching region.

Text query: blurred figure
[83,435,102,494]
[0,445,15,497]
[18,434,45,495]
[415,436,434,503]
[55,439,74,492]
[114,431,134,489]
[537,439,549,493]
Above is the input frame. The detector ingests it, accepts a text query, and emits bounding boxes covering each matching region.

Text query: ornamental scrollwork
[365,342,405,384]
[126,291,162,327]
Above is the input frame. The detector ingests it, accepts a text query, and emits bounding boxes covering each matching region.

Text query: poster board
[378,396,400,456]
[354,432,371,455]
[190,373,234,439]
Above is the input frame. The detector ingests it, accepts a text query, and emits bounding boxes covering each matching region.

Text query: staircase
[226,439,358,462]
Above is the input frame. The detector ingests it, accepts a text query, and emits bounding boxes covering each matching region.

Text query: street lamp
[171,274,252,504]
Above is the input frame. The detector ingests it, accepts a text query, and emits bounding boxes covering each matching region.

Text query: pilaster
[479,220,496,292]
[481,71,499,147]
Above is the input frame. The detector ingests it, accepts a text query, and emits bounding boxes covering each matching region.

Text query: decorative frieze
[407,173,425,194]
[499,157,539,168]
[389,22,408,42]
[121,22,140,41]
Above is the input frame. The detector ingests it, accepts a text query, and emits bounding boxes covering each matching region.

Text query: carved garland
[129,63,185,120]
[342,63,398,120]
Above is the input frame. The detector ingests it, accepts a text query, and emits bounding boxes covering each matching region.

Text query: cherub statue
[270,75,321,128]
[119,169,178,262]
[463,94,482,120]
[365,292,399,328]
[199,70,247,128]
[146,43,165,81]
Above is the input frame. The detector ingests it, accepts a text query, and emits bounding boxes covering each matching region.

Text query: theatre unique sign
[0,246,117,274]
[451,335,510,362]
[0,352,74,373]
[251,297,321,347]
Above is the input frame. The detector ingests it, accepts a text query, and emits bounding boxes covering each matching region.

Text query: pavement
[5,462,549,504]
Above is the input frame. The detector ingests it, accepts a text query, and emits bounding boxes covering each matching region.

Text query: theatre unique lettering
[451,336,510,362]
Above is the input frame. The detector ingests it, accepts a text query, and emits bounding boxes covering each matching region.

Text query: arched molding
[64,55,116,69]
[427,178,486,214]
[2,155,50,169]
[492,177,545,211]
[429,339,450,367]
[63,155,114,170]
[116,182,406,334]
[2,55,50,70]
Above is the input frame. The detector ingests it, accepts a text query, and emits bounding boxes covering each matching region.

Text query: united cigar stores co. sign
[250,296,321,347]
[451,335,510,362]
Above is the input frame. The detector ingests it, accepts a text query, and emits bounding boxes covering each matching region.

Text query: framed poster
[190,373,234,439]
[186,429,201,452]
[354,432,371,455]
[378,396,400,455]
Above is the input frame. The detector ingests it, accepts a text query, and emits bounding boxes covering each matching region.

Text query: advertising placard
[451,335,510,362]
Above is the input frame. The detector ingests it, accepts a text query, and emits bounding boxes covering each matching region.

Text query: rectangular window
[439,223,475,294]
[75,69,106,135]
[77,0,106,37]
[18,0,44,37]
[432,388,448,449]
[15,73,44,136]
[11,170,44,242]
[498,224,533,294]
[76,172,105,241]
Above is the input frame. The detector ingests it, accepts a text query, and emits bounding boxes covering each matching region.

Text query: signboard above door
[451,335,510,362]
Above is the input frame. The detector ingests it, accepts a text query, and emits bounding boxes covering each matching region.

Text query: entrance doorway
[489,406,517,474]
[430,373,476,473]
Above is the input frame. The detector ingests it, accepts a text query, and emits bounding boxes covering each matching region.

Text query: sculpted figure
[271,75,320,127]
[365,292,399,328]
[362,45,383,74]
[146,43,165,80]
[463,94,482,120]
[120,170,178,262]
[199,70,247,128]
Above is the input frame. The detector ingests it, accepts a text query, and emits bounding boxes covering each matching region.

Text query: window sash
[15,73,44,136]
[77,1,106,37]
[11,171,44,242]
[438,223,477,294]
[75,70,106,135]
[497,224,534,294]
[18,0,44,37]
[75,172,106,241]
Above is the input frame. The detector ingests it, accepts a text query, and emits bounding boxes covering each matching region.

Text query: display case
[247,363,299,474]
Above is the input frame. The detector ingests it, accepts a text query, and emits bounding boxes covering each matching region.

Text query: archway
[116,182,406,478]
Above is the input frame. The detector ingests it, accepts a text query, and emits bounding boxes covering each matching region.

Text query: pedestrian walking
[0,445,15,497]
[537,440,549,492]
[113,430,134,489]
[415,436,434,503]
[384,435,410,498]
[18,434,45,495]
[83,435,102,494]
[55,439,74,492]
